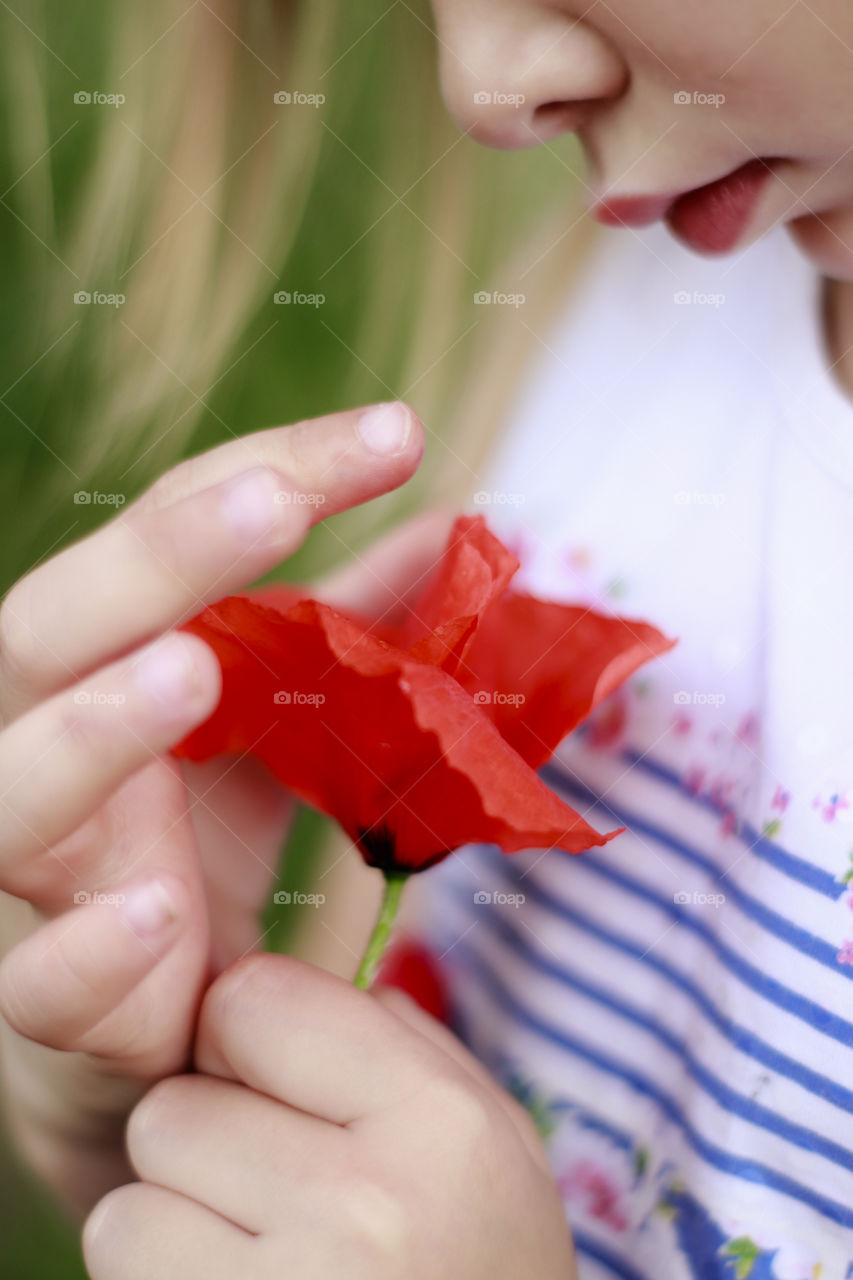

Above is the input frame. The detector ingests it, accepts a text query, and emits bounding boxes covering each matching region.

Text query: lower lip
[665,159,774,253]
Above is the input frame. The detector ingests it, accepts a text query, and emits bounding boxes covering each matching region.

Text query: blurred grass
[0,1123,86,1279]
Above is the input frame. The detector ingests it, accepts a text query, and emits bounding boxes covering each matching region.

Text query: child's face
[429,0,853,278]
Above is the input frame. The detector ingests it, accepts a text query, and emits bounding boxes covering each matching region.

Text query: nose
[432,2,628,150]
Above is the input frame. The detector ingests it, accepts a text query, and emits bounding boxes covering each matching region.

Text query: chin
[788,207,853,282]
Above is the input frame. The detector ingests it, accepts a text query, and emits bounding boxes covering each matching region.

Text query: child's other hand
[0,403,428,1212]
[84,955,576,1280]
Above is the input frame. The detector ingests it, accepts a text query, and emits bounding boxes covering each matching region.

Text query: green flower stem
[353,870,409,990]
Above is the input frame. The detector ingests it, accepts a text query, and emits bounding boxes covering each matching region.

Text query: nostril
[532,100,587,134]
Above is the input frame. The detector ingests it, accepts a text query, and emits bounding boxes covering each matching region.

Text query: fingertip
[175,631,223,706]
[356,402,421,460]
[194,952,269,1077]
[199,951,304,1029]
[83,1184,139,1277]
[118,871,187,949]
[82,1188,113,1258]
[371,983,420,1018]
[132,630,222,721]
[0,874,191,1050]
[195,952,359,1077]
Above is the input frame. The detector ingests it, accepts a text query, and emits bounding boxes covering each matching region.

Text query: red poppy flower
[173,515,675,874]
[376,937,451,1025]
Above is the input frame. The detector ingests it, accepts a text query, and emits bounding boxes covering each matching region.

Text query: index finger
[0,402,422,718]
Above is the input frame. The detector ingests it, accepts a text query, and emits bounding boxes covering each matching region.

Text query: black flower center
[355,824,451,874]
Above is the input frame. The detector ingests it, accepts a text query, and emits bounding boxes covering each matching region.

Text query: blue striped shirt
[407,220,853,1279]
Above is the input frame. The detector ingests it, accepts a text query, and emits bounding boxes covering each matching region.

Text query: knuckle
[55,702,112,761]
[423,1072,495,1152]
[277,421,319,478]
[0,578,39,706]
[137,453,204,512]
[49,924,101,1007]
[338,1177,411,1274]
[274,423,340,501]
[77,979,161,1063]
[44,805,119,889]
[138,468,182,511]
[0,946,33,1036]
[372,986,418,1019]
[211,952,289,1011]
[128,510,187,579]
[55,694,130,764]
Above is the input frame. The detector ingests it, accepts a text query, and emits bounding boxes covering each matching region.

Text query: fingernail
[220,467,282,540]
[134,634,201,707]
[357,402,412,456]
[120,877,179,940]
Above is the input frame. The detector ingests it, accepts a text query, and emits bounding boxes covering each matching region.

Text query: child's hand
[0,404,426,1213]
[83,954,577,1279]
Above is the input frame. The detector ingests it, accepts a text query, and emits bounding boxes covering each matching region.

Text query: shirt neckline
[608,219,853,492]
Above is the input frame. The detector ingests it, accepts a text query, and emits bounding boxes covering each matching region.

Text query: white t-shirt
[408,220,853,1280]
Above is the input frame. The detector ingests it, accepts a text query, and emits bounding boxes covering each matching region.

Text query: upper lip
[590,191,682,228]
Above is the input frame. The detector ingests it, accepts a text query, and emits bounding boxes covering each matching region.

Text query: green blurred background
[0,2,579,1272]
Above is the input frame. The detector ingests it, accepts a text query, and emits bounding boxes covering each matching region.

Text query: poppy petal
[249,582,309,613]
[386,659,621,866]
[393,514,519,674]
[377,937,451,1024]
[459,592,677,768]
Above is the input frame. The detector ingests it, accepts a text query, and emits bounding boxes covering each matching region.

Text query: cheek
[593,0,779,75]
[789,208,853,282]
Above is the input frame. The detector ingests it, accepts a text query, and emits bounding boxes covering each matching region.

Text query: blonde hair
[2,2,329,570]
[0,0,597,588]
